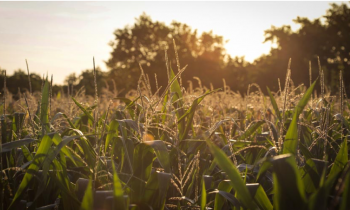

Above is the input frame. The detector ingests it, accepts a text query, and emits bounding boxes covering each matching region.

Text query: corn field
[0,57,349,210]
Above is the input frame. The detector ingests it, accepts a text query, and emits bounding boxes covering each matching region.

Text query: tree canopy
[106,13,228,93]
[253,3,350,93]
[105,3,350,95]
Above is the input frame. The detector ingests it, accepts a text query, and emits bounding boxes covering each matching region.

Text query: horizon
[0,1,345,85]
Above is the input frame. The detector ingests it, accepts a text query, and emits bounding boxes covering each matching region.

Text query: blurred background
[0,1,349,96]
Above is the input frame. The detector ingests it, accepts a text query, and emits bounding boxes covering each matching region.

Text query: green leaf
[271,154,306,210]
[1,138,36,153]
[8,135,53,210]
[52,134,79,166]
[301,159,320,194]
[307,165,331,210]
[169,67,185,137]
[169,67,183,106]
[133,143,153,181]
[143,170,158,205]
[308,183,328,210]
[299,142,313,160]
[283,80,317,155]
[20,145,33,161]
[80,179,94,210]
[267,87,282,122]
[178,89,219,140]
[157,172,171,209]
[238,120,265,140]
[51,112,76,129]
[72,97,94,122]
[144,140,171,173]
[118,120,134,174]
[70,128,96,167]
[115,96,141,119]
[328,137,348,179]
[256,160,272,181]
[201,178,207,210]
[206,139,257,209]
[105,120,119,152]
[340,170,350,210]
[112,161,126,210]
[52,157,81,210]
[129,143,153,201]
[214,180,233,210]
[254,185,273,210]
[34,134,82,201]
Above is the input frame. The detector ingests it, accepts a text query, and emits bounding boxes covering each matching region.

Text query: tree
[0,69,43,98]
[74,68,106,96]
[106,13,228,93]
[224,56,251,92]
[65,73,78,87]
[256,2,350,93]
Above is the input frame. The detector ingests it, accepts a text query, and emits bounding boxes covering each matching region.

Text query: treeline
[0,70,60,99]
[1,3,350,97]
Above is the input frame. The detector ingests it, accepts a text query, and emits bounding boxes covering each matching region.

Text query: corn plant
[0,56,349,210]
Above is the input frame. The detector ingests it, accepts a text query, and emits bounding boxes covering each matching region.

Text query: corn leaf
[201,178,207,210]
[105,120,119,152]
[178,89,218,141]
[8,135,53,210]
[206,139,257,209]
[328,137,348,179]
[72,97,94,122]
[271,154,306,210]
[214,180,233,210]
[254,185,273,210]
[283,80,316,155]
[112,161,126,210]
[79,179,93,210]
[238,120,265,140]
[340,170,350,210]
[1,138,36,153]
[267,87,282,122]
[144,140,171,173]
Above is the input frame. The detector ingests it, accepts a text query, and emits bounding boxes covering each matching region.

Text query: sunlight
[2,2,350,209]
[0,1,343,83]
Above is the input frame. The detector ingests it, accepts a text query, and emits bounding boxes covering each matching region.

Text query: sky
[0,1,345,84]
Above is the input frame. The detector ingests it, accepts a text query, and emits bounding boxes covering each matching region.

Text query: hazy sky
[0,1,345,84]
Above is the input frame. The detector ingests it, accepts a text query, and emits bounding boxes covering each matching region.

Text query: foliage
[1,3,350,209]
[0,51,350,210]
[257,3,350,93]
[106,13,228,93]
